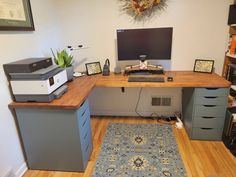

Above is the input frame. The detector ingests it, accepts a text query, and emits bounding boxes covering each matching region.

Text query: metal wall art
[120,0,167,19]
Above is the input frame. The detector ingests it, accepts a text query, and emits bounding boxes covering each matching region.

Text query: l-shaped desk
[9,71,231,172]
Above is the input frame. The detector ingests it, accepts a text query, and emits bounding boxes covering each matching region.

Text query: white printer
[3,58,68,102]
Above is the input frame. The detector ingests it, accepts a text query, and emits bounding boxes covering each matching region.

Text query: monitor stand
[124,61,164,75]
[129,60,158,69]
[139,60,148,69]
[124,55,164,75]
[126,60,163,70]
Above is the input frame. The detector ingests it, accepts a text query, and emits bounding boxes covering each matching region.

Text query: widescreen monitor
[117,27,173,61]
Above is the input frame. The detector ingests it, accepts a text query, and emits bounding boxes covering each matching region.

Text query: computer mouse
[167,76,173,82]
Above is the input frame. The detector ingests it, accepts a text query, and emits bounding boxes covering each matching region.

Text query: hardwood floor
[23,116,236,177]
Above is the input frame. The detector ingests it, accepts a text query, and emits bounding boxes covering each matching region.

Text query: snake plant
[51,49,73,68]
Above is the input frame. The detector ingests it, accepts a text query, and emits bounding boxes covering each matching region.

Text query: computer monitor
[117,27,173,61]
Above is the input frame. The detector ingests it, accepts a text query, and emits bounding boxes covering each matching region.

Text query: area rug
[92,123,186,177]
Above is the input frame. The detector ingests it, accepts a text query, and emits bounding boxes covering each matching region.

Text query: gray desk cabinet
[15,98,92,172]
[182,88,229,140]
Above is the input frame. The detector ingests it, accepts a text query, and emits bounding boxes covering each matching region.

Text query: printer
[3,58,68,102]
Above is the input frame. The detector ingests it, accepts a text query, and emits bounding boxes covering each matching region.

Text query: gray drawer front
[193,116,225,128]
[81,129,92,153]
[195,96,227,106]
[78,107,90,129]
[195,88,228,97]
[80,114,91,145]
[82,140,93,168]
[77,99,89,118]
[191,128,223,140]
[81,127,92,149]
[81,128,92,166]
[194,105,226,117]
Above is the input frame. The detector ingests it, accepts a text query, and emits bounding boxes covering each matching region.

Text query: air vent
[162,97,171,106]
[152,97,172,106]
[152,97,161,106]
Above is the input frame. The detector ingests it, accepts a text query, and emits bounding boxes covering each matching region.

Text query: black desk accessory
[167,76,173,82]
[102,59,110,76]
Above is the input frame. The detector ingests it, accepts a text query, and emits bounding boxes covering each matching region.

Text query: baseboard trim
[91,111,154,117]
[91,111,138,116]
[91,110,174,117]
[15,162,27,177]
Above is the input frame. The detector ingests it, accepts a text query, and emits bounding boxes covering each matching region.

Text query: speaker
[114,66,121,74]
[228,5,236,25]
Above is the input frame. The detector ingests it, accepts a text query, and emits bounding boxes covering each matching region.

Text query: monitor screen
[117,27,173,61]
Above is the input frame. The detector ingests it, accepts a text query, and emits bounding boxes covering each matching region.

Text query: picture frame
[193,59,214,73]
[85,62,102,75]
[0,0,35,31]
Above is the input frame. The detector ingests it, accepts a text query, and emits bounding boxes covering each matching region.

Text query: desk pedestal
[15,99,92,172]
[182,88,229,140]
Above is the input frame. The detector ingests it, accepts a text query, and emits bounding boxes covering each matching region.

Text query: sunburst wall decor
[120,0,167,19]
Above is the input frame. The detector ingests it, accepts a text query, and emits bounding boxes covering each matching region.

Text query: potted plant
[51,49,74,81]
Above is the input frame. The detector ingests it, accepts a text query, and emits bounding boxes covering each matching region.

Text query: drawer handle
[200,128,213,130]
[206,88,218,90]
[81,108,87,117]
[203,105,216,107]
[84,132,88,140]
[204,96,217,99]
[85,143,89,152]
[82,117,88,127]
[80,99,86,108]
[202,116,216,119]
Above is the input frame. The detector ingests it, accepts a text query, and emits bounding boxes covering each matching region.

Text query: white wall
[56,0,233,116]
[0,0,62,176]
[56,0,232,74]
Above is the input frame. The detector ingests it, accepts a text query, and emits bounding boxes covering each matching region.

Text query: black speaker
[228,4,236,25]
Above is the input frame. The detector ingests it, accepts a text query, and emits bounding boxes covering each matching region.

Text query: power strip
[176,117,183,129]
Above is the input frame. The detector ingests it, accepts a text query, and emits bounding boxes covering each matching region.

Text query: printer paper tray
[14,85,68,103]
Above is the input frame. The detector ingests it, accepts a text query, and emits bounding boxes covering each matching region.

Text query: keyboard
[128,76,165,82]
[125,69,164,75]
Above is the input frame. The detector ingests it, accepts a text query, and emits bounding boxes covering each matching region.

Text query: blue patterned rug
[92,123,187,177]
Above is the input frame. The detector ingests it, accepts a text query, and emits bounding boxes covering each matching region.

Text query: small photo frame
[193,59,214,73]
[85,62,102,75]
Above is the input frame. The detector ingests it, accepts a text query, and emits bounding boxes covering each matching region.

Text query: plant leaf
[50,48,73,68]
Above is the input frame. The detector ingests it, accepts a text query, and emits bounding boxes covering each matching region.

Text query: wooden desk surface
[9,71,231,110]
[96,71,231,88]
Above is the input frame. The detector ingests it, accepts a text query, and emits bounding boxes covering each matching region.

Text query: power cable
[135,88,144,117]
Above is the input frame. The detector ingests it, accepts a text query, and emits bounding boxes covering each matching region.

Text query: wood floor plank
[23,116,236,177]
